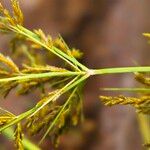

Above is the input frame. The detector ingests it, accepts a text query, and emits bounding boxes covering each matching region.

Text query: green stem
[93,66,150,75]
[39,87,78,144]
[0,71,85,82]
[31,76,81,117]
[52,47,88,71]
[0,108,36,132]
[2,127,41,150]
[1,66,149,83]
[10,25,88,71]
[0,75,89,132]
[31,74,89,117]
[101,88,150,92]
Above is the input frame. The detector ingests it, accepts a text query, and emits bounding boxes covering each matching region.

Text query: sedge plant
[0,0,149,149]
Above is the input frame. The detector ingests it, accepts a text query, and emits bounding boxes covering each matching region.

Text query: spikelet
[71,48,83,59]
[0,81,17,98]
[11,0,24,25]
[34,29,52,48]
[53,36,83,59]
[0,0,23,32]
[24,104,61,136]
[0,70,9,76]
[53,36,69,54]
[22,87,83,146]
[14,123,24,150]
[0,3,11,21]
[100,95,150,114]
[143,33,150,38]
[0,53,19,73]
[135,73,150,86]
[22,64,67,73]
[0,113,14,125]
[143,142,150,148]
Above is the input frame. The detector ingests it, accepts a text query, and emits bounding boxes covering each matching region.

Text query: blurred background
[0,0,150,150]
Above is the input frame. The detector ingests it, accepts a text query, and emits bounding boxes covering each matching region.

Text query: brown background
[0,0,150,150]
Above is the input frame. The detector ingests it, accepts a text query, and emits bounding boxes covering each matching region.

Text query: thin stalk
[31,76,80,117]
[22,46,36,66]
[2,127,41,150]
[50,76,73,87]
[9,26,80,71]
[0,71,86,82]
[52,47,88,71]
[0,107,36,132]
[101,88,150,92]
[39,87,78,144]
[93,67,150,75]
[38,75,89,143]
[10,25,88,71]
[0,74,89,132]
[31,74,89,116]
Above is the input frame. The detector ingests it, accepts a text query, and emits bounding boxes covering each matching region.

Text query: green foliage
[0,1,88,149]
[0,0,149,150]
